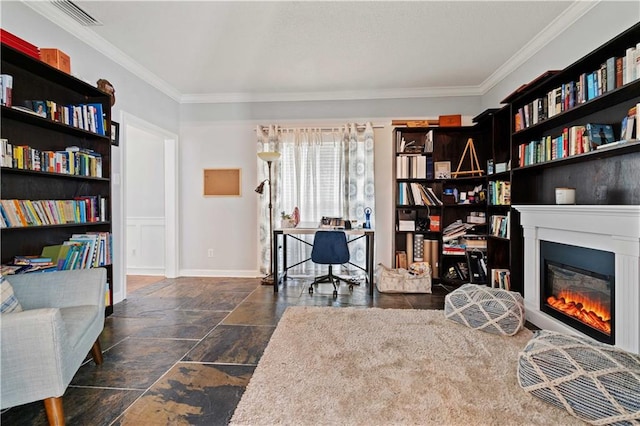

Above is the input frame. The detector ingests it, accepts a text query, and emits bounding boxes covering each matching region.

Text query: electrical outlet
[207,249,214,258]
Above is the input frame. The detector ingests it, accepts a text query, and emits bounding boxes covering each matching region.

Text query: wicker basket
[376,263,432,293]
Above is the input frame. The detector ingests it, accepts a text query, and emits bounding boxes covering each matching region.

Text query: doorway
[120,112,178,299]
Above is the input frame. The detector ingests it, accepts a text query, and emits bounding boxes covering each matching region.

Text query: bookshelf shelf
[442,203,487,208]
[512,139,640,173]
[1,167,110,181]
[0,43,114,315]
[2,221,111,230]
[1,106,110,139]
[512,80,640,138]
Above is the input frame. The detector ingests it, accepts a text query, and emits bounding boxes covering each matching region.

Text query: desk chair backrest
[311,231,350,265]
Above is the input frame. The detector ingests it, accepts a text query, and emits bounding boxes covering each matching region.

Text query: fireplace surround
[515,205,640,354]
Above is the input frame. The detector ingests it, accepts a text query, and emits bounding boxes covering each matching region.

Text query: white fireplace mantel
[514,205,640,354]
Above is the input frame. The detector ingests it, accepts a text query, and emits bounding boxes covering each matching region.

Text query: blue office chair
[309,230,353,297]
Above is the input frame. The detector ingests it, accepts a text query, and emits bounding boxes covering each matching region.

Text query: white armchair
[1,268,107,425]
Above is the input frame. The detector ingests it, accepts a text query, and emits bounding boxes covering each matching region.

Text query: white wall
[1,2,179,302]
[178,97,482,276]
[482,1,640,109]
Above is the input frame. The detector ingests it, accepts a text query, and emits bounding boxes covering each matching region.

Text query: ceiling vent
[50,0,102,26]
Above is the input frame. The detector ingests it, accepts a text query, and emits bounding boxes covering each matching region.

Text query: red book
[615,57,623,88]
[0,29,39,59]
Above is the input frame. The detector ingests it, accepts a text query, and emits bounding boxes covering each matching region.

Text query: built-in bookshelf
[473,106,518,291]
[392,125,488,285]
[0,43,114,315]
[507,22,640,298]
[509,22,640,206]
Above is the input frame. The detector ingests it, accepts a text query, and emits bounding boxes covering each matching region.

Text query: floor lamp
[256,151,281,285]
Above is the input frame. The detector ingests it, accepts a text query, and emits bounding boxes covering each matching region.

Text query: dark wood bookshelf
[392,125,489,284]
[507,22,640,296]
[0,43,114,316]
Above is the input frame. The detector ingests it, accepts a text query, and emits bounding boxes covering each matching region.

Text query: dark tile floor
[1,276,449,425]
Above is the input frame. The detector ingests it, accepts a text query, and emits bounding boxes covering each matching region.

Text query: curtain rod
[255,123,385,133]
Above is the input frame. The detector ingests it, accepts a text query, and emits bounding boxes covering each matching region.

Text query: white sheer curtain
[257,123,375,277]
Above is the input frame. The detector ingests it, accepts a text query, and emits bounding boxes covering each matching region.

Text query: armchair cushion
[1,276,23,313]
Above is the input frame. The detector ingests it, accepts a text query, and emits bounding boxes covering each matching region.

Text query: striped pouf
[444,283,524,336]
[518,330,640,425]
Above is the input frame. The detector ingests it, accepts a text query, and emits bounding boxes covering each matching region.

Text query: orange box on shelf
[40,48,71,74]
[429,215,441,232]
[438,114,462,127]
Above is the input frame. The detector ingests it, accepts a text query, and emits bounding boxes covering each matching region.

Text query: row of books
[1,140,103,177]
[12,98,106,136]
[491,269,511,291]
[514,44,640,132]
[0,196,107,228]
[517,123,609,167]
[489,213,510,239]
[2,232,112,274]
[397,182,442,206]
[396,155,433,179]
[487,180,511,206]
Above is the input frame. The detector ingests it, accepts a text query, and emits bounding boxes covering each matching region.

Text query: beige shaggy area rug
[231,307,582,425]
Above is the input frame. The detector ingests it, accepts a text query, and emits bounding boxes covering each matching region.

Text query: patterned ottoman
[444,283,525,336]
[518,330,640,425]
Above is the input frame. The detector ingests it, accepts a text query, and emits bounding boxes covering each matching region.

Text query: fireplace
[540,241,614,344]
[514,205,640,354]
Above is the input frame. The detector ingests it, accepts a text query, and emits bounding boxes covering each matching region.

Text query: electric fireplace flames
[543,261,614,344]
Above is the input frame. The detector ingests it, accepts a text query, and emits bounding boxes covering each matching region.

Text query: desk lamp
[256,151,281,285]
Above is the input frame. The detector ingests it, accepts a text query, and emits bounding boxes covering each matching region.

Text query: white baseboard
[126,267,165,275]
[179,269,261,278]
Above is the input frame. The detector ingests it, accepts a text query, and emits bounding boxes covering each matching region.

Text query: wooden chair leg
[43,397,64,426]
[90,339,103,365]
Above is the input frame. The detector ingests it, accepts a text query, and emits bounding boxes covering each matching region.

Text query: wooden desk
[272,222,375,296]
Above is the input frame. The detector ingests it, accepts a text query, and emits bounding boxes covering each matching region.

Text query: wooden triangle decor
[452,138,484,177]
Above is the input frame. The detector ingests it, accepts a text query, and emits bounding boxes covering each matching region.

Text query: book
[425,130,434,153]
[622,105,637,141]
[41,244,72,269]
[467,250,487,284]
[585,123,615,149]
[606,56,616,92]
[13,255,53,265]
[491,269,511,290]
[637,102,640,141]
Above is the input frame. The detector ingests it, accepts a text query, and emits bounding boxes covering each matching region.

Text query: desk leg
[273,231,279,293]
[283,234,288,280]
[367,233,375,296]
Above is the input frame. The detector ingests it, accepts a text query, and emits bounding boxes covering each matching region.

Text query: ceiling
[28,1,591,103]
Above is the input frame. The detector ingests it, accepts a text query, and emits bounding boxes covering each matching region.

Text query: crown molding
[26,0,597,105]
[479,0,599,94]
[22,0,182,102]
